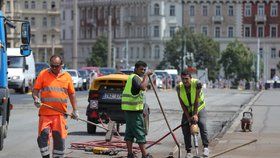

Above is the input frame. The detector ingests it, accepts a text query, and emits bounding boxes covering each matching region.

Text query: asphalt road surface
[0,89,257,158]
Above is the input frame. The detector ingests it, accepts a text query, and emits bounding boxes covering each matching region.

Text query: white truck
[7,48,35,94]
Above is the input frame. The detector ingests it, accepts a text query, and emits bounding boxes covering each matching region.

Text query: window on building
[271,26,277,38]
[170,26,176,37]
[42,1,47,9]
[154,45,160,59]
[271,48,276,59]
[202,26,208,36]
[258,4,264,16]
[24,17,29,21]
[31,17,35,26]
[258,26,264,37]
[245,4,251,16]
[215,27,220,38]
[24,1,29,9]
[43,17,47,27]
[271,4,278,16]
[31,1,35,9]
[137,27,141,37]
[154,26,159,37]
[228,5,234,16]
[143,47,146,58]
[43,34,47,43]
[244,26,251,37]
[189,26,195,33]
[51,1,56,9]
[143,27,146,37]
[136,47,140,59]
[62,10,65,21]
[31,34,35,44]
[71,10,74,20]
[170,5,175,16]
[215,5,221,16]
[259,48,263,58]
[154,3,160,15]
[202,5,208,16]
[190,5,195,16]
[51,17,56,27]
[116,47,119,59]
[130,47,134,59]
[62,29,65,40]
[6,1,11,12]
[228,26,234,37]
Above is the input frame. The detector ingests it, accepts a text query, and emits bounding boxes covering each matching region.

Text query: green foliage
[161,28,220,80]
[86,36,108,67]
[219,40,253,81]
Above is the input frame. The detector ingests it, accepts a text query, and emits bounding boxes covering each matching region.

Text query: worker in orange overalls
[32,55,78,158]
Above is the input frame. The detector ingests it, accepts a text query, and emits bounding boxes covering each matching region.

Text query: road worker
[121,60,153,158]
[176,69,209,158]
[32,55,79,158]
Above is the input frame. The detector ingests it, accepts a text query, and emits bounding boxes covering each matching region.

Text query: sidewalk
[210,90,280,158]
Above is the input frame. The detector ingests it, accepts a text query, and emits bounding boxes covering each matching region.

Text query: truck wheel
[0,126,5,151]
[20,81,26,94]
[87,117,96,134]
[116,123,120,133]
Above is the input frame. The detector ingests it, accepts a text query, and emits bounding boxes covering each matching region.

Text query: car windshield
[8,56,24,68]
[78,70,87,77]
[155,71,167,78]
[100,68,116,75]
[35,63,49,75]
[67,71,77,77]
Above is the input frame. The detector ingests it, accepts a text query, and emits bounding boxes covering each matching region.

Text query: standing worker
[32,55,79,158]
[121,61,153,158]
[176,70,209,158]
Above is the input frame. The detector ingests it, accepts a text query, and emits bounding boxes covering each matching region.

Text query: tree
[160,28,220,80]
[87,36,108,67]
[219,40,253,81]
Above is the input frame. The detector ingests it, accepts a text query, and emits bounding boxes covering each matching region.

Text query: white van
[7,48,35,93]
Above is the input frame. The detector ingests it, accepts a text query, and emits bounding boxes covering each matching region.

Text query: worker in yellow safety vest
[121,60,153,158]
[176,69,209,158]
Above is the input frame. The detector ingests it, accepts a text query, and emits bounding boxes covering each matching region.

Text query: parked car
[99,67,117,76]
[78,69,90,90]
[35,62,49,78]
[7,48,36,94]
[86,73,149,134]
[65,69,83,90]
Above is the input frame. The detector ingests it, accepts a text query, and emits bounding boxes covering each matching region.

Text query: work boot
[142,153,153,158]
[127,153,135,158]
[42,155,50,158]
[203,147,209,157]
[185,152,192,158]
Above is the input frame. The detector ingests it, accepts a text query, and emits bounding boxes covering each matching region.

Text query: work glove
[71,110,79,120]
[34,98,41,108]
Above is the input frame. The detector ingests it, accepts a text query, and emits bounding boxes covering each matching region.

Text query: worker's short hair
[135,60,147,68]
[181,69,192,78]
[50,55,63,65]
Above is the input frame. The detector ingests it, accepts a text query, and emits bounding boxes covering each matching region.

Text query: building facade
[3,0,62,62]
[183,0,280,81]
[61,0,182,69]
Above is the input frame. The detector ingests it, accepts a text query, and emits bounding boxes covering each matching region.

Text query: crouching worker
[176,69,209,158]
[121,61,153,158]
[32,55,79,158]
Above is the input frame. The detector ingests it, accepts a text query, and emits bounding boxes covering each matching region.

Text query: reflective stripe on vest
[41,86,68,94]
[121,74,144,111]
[178,79,205,113]
[41,98,68,103]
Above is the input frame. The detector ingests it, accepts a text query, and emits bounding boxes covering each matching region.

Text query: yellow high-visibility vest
[178,79,205,113]
[121,74,144,111]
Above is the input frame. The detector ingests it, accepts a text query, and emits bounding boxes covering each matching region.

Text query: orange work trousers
[37,115,67,157]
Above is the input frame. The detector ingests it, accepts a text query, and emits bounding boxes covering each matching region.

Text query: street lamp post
[181,0,185,73]
[107,0,112,68]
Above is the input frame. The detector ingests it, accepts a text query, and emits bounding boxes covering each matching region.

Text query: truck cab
[0,10,32,150]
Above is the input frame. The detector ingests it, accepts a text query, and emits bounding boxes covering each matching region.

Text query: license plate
[102,93,121,100]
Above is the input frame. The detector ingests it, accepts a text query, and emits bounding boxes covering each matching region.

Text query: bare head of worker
[181,69,192,87]
[49,55,63,75]
[134,60,147,77]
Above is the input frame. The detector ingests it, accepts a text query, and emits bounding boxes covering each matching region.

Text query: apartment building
[61,0,182,69]
[3,0,62,62]
[183,0,280,81]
